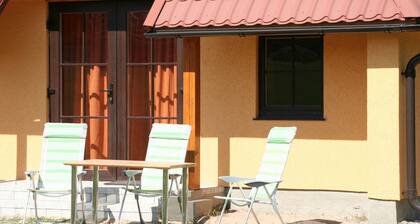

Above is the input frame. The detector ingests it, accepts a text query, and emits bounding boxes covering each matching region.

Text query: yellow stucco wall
[366,33,401,199]
[200,32,420,200]
[0,0,47,180]
[200,34,369,192]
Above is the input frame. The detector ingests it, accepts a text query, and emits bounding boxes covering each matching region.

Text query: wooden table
[64,159,195,224]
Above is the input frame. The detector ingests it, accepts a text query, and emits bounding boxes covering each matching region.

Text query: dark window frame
[257,35,324,120]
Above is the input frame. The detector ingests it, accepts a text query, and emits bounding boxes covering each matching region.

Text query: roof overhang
[144,0,420,37]
[145,20,420,37]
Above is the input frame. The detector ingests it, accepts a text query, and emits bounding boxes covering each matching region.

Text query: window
[258,36,323,120]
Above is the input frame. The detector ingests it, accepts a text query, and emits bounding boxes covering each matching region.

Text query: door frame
[47,1,200,187]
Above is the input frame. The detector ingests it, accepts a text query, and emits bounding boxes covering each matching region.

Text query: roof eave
[144,22,420,37]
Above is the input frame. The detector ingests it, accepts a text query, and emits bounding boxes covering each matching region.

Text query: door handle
[102,84,114,105]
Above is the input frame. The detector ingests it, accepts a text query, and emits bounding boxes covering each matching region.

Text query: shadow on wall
[0,121,44,180]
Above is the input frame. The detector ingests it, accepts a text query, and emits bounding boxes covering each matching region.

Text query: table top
[64,159,195,169]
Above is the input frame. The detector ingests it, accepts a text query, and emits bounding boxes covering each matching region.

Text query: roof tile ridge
[276,0,290,23]
[182,0,198,26]
[244,0,257,23]
[309,0,320,21]
[390,0,406,17]
[150,0,168,27]
[167,0,180,26]
[229,0,241,23]
[289,0,303,23]
[197,0,211,26]
[213,0,226,25]
[360,0,372,20]
[343,0,355,20]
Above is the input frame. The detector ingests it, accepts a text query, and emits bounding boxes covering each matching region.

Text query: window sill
[253,115,326,121]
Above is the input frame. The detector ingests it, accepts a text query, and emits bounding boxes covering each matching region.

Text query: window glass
[259,36,323,119]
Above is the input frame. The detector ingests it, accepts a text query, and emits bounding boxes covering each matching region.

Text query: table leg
[162,169,169,224]
[71,166,77,224]
[92,165,99,224]
[182,167,188,224]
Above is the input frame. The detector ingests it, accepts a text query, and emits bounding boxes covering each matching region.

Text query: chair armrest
[244,180,282,188]
[123,170,142,177]
[219,176,255,184]
[24,171,39,178]
[77,171,87,180]
[169,174,181,180]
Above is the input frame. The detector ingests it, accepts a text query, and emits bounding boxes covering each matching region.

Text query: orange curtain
[85,13,108,160]
[61,13,109,160]
[127,12,178,161]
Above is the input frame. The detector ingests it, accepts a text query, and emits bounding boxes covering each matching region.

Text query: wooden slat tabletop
[64,159,195,169]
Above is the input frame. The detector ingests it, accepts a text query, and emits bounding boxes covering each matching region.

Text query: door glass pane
[154,65,178,119]
[127,66,152,117]
[61,13,83,63]
[85,66,109,117]
[85,12,108,63]
[153,38,177,63]
[128,119,152,161]
[128,11,150,63]
[61,66,83,116]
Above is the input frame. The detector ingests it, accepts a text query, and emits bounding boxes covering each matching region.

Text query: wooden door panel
[183,37,201,189]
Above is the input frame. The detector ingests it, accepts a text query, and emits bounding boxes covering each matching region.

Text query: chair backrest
[140,123,191,191]
[39,123,87,190]
[254,127,297,198]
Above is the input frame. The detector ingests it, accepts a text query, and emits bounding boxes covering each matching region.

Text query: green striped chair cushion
[254,127,296,199]
[140,123,191,191]
[43,122,88,139]
[267,127,297,144]
[39,123,87,191]
[149,123,191,140]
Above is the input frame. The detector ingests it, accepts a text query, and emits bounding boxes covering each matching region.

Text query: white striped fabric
[39,123,87,191]
[254,127,296,199]
[140,123,191,191]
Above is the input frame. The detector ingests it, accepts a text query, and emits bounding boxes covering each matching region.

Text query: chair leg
[263,186,284,224]
[22,190,31,224]
[243,187,259,224]
[169,178,175,196]
[173,177,183,213]
[216,186,233,224]
[239,186,260,224]
[80,191,86,224]
[271,202,284,224]
[175,178,180,196]
[117,187,129,224]
[134,194,145,224]
[33,191,40,223]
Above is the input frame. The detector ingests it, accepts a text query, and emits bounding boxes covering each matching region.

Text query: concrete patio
[0,179,394,223]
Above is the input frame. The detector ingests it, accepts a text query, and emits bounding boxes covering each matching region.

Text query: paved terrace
[0,180,407,224]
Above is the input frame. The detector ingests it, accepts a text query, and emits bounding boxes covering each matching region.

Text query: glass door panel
[59,12,112,164]
[126,11,178,161]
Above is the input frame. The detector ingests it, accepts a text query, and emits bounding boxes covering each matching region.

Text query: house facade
[1,0,420,223]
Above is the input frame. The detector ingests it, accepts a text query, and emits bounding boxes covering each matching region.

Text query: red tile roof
[144,0,420,28]
[0,0,8,14]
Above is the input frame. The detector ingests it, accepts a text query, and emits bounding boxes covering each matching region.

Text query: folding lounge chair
[215,127,297,224]
[117,123,192,224]
[23,123,88,224]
